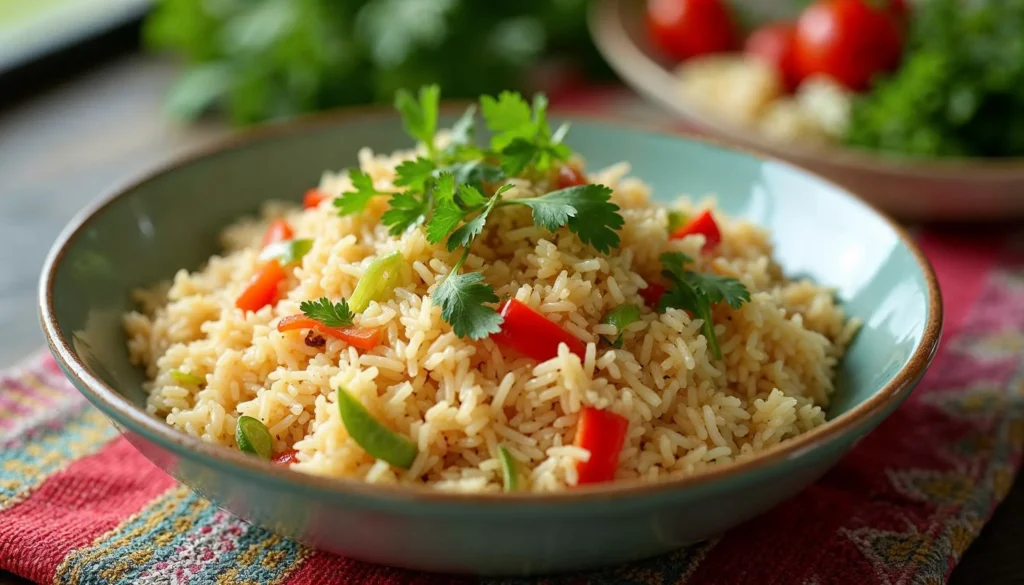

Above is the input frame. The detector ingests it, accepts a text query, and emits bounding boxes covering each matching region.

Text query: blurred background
[2,0,1024,582]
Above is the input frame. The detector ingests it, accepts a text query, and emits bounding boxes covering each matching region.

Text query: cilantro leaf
[432,271,502,340]
[500,138,542,176]
[601,304,641,348]
[447,104,476,148]
[395,85,440,155]
[659,252,696,281]
[682,272,751,309]
[517,184,623,253]
[380,191,429,236]
[658,279,720,359]
[457,183,488,208]
[446,185,510,252]
[425,173,461,245]
[259,238,314,265]
[334,169,382,216]
[394,157,436,192]
[442,160,504,191]
[481,91,534,150]
[300,297,355,328]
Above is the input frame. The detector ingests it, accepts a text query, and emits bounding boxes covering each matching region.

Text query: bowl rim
[589,0,1024,177]
[38,103,943,505]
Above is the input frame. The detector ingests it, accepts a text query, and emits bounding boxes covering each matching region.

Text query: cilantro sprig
[333,85,626,340]
[300,297,355,328]
[657,253,750,360]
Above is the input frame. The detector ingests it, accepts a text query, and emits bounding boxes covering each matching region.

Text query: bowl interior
[46,112,933,442]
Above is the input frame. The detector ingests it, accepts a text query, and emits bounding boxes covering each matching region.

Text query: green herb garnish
[657,253,750,360]
[334,169,384,216]
[259,238,313,265]
[170,369,204,386]
[236,415,273,459]
[498,445,518,492]
[395,85,440,158]
[601,304,642,348]
[336,387,418,469]
[300,297,355,328]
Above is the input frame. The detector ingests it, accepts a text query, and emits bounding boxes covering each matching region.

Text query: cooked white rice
[124,144,860,493]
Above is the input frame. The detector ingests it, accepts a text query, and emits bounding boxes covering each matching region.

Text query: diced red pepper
[236,261,286,313]
[490,299,586,362]
[670,209,721,251]
[277,314,381,351]
[555,164,587,189]
[303,188,328,209]
[574,406,629,485]
[272,449,299,465]
[262,219,294,247]
[638,283,666,309]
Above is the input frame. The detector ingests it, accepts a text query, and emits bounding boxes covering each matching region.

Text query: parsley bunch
[334,85,625,339]
[658,253,750,359]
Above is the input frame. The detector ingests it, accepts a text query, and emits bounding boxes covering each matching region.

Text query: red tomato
[744,23,800,92]
[888,0,909,26]
[646,0,738,62]
[555,165,587,189]
[261,219,293,247]
[303,188,328,209]
[793,0,902,91]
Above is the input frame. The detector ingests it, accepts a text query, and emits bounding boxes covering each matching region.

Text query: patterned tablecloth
[1,90,1022,584]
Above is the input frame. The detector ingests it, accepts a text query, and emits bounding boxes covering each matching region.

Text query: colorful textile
[2,96,1023,584]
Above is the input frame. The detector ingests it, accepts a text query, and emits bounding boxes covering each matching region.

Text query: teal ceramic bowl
[39,108,942,575]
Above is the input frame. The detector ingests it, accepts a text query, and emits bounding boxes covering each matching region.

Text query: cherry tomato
[793,0,902,91]
[554,165,587,189]
[888,0,909,26]
[647,0,738,62]
[744,23,800,92]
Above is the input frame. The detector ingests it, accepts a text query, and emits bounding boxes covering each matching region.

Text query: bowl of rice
[39,87,941,575]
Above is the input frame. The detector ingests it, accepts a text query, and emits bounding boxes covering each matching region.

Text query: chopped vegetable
[336,387,418,469]
[272,449,299,465]
[647,0,738,62]
[170,369,203,386]
[670,209,722,251]
[236,415,273,459]
[601,304,642,348]
[639,283,667,309]
[554,164,587,189]
[277,314,381,351]
[658,252,750,359]
[666,210,688,233]
[236,260,286,313]
[574,407,629,485]
[793,0,902,92]
[260,239,313,266]
[490,299,586,361]
[303,189,328,209]
[262,219,294,247]
[300,297,354,328]
[349,252,406,313]
[497,445,518,492]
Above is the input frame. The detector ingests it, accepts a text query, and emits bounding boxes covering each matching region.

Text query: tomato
[554,165,587,189]
[793,0,902,91]
[647,0,738,62]
[888,0,909,26]
[744,23,800,92]
[261,219,293,247]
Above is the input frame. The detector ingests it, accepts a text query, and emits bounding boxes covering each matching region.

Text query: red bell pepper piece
[490,299,586,361]
[638,283,666,309]
[262,219,294,247]
[574,406,629,485]
[272,449,299,465]
[303,188,329,209]
[277,314,381,351]
[554,164,587,189]
[236,261,286,313]
[670,209,721,251]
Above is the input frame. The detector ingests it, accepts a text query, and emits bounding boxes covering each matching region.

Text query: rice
[124,145,860,494]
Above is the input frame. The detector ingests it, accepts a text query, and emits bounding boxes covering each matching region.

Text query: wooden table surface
[0,43,1021,585]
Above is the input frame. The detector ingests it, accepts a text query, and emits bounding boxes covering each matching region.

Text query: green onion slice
[336,387,418,469]
[600,304,642,348]
[349,252,406,313]
[498,445,518,492]
[236,416,273,459]
[170,369,204,386]
[259,238,314,265]
[667,210,688,233]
